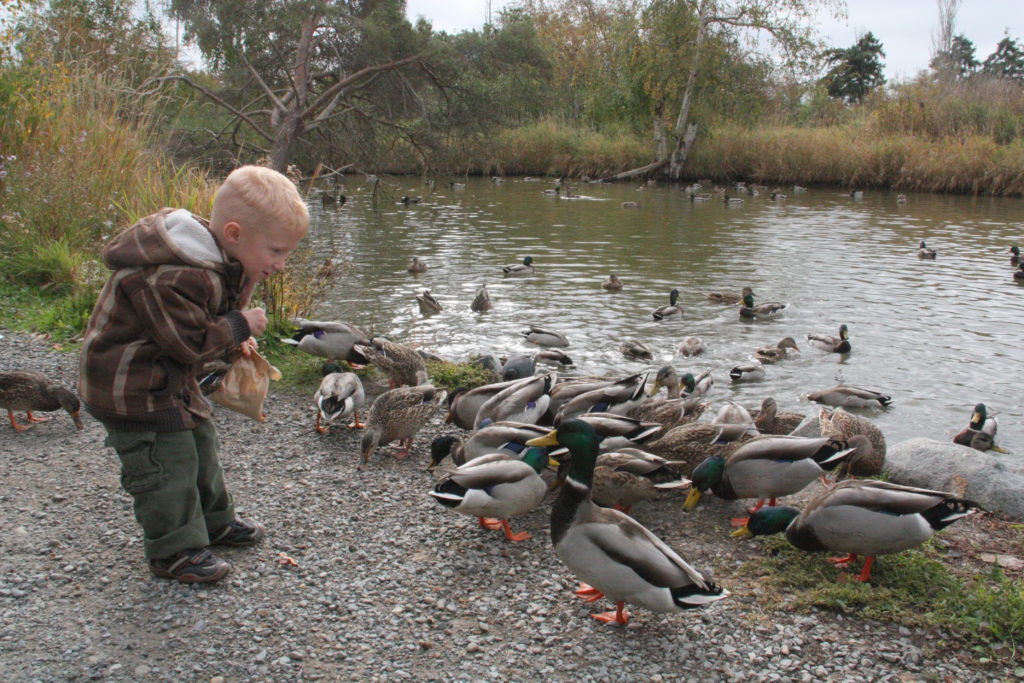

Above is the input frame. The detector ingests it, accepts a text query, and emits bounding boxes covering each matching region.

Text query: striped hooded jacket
[79,208,252,431]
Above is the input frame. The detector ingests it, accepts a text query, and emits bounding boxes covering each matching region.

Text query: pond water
[299,176,1023,451]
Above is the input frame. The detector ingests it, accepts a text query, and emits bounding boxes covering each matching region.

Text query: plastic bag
[209,350,282,421]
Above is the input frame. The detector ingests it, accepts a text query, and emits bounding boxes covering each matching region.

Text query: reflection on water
[298,177,1024,452]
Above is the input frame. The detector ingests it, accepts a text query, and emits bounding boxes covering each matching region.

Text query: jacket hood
[104,208,226,272]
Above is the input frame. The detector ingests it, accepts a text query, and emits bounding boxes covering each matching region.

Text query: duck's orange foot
[591,602,629,625]
[478,517,503,530]
[7,411,31,432]
[730,516,749,527]
[575,583,605,602]
[828,553,858,566]
[500,520,532,542]
[25,412,50,423]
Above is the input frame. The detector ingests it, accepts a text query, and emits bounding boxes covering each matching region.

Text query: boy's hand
[242,307,268,337]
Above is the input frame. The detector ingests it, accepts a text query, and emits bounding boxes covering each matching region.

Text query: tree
[931,34,979,80]
[160,0,438,172]
[822,31,885,104]
[981,35,1024,82]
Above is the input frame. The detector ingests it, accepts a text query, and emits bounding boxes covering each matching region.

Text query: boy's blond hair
[211,165,309,237]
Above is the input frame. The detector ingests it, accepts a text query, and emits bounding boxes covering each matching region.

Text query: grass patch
[739,536,1024,660]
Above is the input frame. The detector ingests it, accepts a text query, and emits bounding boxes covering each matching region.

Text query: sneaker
[149,548,230,584]
[209,517,265,547]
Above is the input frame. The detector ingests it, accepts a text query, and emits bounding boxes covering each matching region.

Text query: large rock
[885,438,1024,521]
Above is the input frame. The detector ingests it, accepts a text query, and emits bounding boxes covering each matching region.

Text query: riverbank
[1,329,1021,681]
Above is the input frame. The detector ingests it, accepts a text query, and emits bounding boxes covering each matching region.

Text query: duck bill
[526,431,559,448]
[682,488,702,511]
[730,524,753,539]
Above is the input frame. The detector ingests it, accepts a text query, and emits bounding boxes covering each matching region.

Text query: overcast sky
[404,0,1020,81]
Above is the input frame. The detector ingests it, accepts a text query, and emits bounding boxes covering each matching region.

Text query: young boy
[79,165,309,583]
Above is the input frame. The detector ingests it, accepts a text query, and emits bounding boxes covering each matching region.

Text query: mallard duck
[752,397,805,435]
[1015,262,1024,281]
[0,371,83,431]
[896,193,907,204]
[522,324,569,348]
[590,449,692,514]
[470,284,493,312]
[807,385,892,409]
[1011,246,1021,266]
[445,377,526,430]
[620,340,653,360]
[724,194,744,204]
[313,364,365,433]
[644,422,742,471]
[533,348,574,368]
[282,318,370,366]
[652,289,683,320]
[739,293,786,320]
[407,256,428,273]
[526,420,728,625]
[729,362,765,382]
[546,376,618,416]
[602,274,623,291]
[358,385,446,470]
[917,240,937,259]
[807,324,851,353]
[499,353,536,381]
[753,337,800,363]
[416,289,442,314]
[732,479,980,582]
[429,446,550,542]
[849,189,863,199]
[566,412,663,452]
[819,407,887,475]
[678,337,706,357]
[554,373,649,422]
[503,256,534,275]
[473,372,556,430]
[621,201,641,209]
[627,392,706,432]
[354,336,428,388]
[770,192,786,201]
[650,366,713,400]
[428,421,556,467]
[684,434,871,515]
[704,286,753,305]
[952,402,1006,453]
[399,195,422,205]
[711,400,759,441]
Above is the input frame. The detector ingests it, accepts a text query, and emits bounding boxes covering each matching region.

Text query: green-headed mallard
[952,402,1006,453]
[917,240,937,259]
[739,293,786,320]
[522,324,569,348]
[731,479,980,582]
[313,364,365,433]
[534,348,574,368]
[819,407,887,475]
[683,434,872,515]
[0,371,83,432]
[590,448,692,514]
[358,384,446,470]
[407,256,428,273]
[807,324,851,353]
[652,289,683,320]
[282,318,371,366]
[470,284,493,312]
[678,336,706,357]
[429,446,550,542]
[1011,246,1021,266]
[602,274,623,290]
[620,340,653,360]
[752,397,805,435]
[729,362,765,382]
[554,372,649,422]
[704,286,753,305]
[503,256,534,275]
[428,421,559,467]
[526,419,728,625]
[753,337,800,364]
[416,289,442,315]
[650,366,713,400]
[354,336,428,388]
[473,372,557,430]
[807,384,892,409]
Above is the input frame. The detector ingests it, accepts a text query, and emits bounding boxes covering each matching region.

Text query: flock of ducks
[255,241,1012,626]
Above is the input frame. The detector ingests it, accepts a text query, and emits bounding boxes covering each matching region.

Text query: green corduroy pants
[103,419,235,560]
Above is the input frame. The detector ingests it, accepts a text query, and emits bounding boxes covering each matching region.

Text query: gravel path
[0,329,1015,682]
